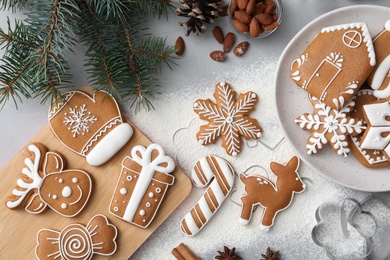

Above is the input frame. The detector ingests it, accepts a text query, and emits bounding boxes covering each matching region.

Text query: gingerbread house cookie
[49,90,133,166]
[290,22,376,110]
[367,20,390,99]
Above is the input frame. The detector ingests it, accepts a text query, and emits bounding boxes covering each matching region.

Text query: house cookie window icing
[343,30,362,48]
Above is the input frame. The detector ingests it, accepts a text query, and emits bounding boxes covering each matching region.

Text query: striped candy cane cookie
[180,156,235,236]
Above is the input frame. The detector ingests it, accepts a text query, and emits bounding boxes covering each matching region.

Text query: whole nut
[175,36,185,56]
[254,13,274,25]
[237,0,248,10]
[210,51,227,62]
[232,19,249,33]
[233,41,250,56]
[223,32,236,53]
[264,4,276,14]
[263,21,279,30]
[230,0,238,16]
[249,18,261,38]
[212,26,224,44]
[234,10,251,24]
[245,0,256,15]
[254,2,265,15]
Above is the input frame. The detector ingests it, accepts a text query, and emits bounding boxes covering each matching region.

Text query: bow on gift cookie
[110,143,176,228]
[5,143,92,217]
[35,214,118,260]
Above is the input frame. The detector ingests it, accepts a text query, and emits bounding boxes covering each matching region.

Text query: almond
[175,36,185,56]
[233,41,249,56]
[212,26,224,44]
[223,32,236,53]
[234,10,251,24]
[249,18,261,38]
[232,19,249,33]
[264,0,276,8]
[210,51,227,62]
[263,21,279,30]
[264,4,276,14]
[254,13,273,25]
[273,13,279,22]
[245,0,256,15]
[230,0,238,16]
[254,2,265,15]
[219,5,229,16]
[237,0,248,10]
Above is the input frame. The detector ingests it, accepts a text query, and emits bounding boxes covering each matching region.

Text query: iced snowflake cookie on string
[193,82,262,156]
[295,95,365,156]
[49,90,134,166]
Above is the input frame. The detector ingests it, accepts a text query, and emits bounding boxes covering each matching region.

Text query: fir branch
[0,0,27,11]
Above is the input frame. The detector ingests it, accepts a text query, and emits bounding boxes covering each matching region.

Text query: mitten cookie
[290,22,375,109]
[239,156,305,231]
[367,20,390,99]
[193,82,262,156]
[49,90,133,166]
[295,95,365,156]
[5,143,92,217]
[109,143,175,228]
[36,214,117,259]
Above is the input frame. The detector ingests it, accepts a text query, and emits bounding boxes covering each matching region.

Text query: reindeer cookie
[239,156,305,231]
[5,142,92,217]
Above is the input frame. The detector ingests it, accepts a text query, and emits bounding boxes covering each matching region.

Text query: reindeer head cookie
[239,156,305,231]
[5,143,92,217]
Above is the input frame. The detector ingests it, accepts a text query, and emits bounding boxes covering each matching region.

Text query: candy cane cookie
[180,156,235,236]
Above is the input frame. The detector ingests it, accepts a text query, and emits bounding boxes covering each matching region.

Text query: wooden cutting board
[0,120,192,259]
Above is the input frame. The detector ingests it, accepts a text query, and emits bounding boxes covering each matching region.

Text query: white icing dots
[193,102,199,108]
[251,93,257,98]
[114,207,119,212]
[220,82,226,86]
[149,192,155,198]
[58,178,63,183]
[62,186,72,198]
[120,188,127,195]
[61,203,67,209]
[52,195,58,200]
[139,210,146,216]
[146,202,151,208]
[127,176,133,181]
[232,152,238,157]
[156,188,161,193]
[72,178,78,183]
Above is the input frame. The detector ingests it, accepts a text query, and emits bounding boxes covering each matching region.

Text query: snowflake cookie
[295,96,365,156]
[193,82,262,156]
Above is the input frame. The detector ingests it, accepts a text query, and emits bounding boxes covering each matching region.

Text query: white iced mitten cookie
[180,155,235,236]
[109,143,175,228]
[48,90,133,166]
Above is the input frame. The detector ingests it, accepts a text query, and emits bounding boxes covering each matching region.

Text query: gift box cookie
[290,22,376,110]
[367,20,390,99]
[48,90,133,166]
[109,143,175,228]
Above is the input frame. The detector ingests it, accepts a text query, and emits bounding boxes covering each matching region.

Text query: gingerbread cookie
[367,20,390,99]
[290,22,375,110]
[349,89,390,168]
[360,97,390,159]
[5,143,92,217]
[239,156,305,231]
[48,90,133,166]
[109,143,175,228]
[36,214,117,259]
[193,82,262,156]
[181,156,235,236]
[295,95,365,156]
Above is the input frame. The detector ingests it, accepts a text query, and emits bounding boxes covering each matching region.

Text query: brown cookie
[109,143,175,228]
[349,89,390,168]
[5,142,92,217]
[49,90,134,166]
[367,20,390,99]
[290,22,375,110]
[193,82,262,156]
[36,214,117,259]
[239,156,305,231]
[295,95,365,156]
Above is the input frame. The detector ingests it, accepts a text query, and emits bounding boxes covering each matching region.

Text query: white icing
[72,178,78,183]
[61,203,67,209]
[127,176,132,181]
[70,186,83,206]
[155,188,161,193]
[120,188,127,195]
[148,192,154,198]
[121,144,175,223]
[86,123,133,166]
[371,55,390,98]
[321,22,376,66]
[140,210,146,216]
[53,195,58,200]
[342,30,362,48]
[62,186,72,198]
[146,202,151,208]
[58,179,63,183]
[386,19,390,31]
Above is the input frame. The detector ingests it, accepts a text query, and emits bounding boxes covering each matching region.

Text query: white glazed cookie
[180,155,235,236]
[109,143,175,228]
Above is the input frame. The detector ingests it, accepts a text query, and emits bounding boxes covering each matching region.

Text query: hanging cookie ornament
[176,0,223,36]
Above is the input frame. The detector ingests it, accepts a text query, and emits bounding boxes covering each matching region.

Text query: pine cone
[176,0,224,36]
[215,246,242,260]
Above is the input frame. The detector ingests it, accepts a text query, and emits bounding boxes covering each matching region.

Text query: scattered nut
[210,51,227,62]
[212,26,224,44]
[175,36,185,56]
[233,41,250,56]
[223,32,236,53]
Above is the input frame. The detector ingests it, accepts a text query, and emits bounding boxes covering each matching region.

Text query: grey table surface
[1,1,390,259]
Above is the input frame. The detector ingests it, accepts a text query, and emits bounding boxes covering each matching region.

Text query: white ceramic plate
[275,5,390,192]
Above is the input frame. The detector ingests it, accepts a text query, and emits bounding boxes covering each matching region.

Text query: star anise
[261,247,279,260]
[215,246,242,260]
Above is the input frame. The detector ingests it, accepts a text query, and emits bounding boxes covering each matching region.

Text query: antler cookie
[36,214,118,259]
[5,143,92,217]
